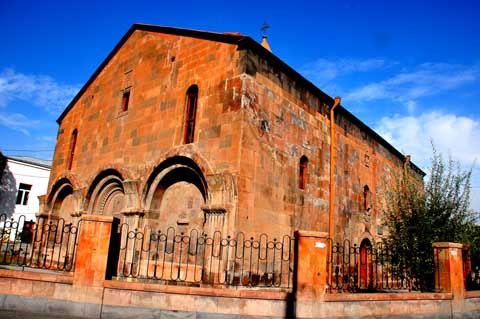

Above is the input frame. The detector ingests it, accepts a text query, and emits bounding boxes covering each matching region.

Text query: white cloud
[345,63,478,112]
[0,68,80,113]
[375,111,480,211]
[300,58,390,86]
[0,112,40,135]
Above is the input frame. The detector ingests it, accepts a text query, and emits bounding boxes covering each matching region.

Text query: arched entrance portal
[86,170,125,219]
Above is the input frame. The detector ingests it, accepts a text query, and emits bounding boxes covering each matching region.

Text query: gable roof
[57,23,425,176]
[56,24,249,124]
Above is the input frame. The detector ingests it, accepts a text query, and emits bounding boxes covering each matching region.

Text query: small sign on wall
[315,242,326,248]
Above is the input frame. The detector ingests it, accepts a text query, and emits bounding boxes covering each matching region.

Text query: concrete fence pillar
[294,230,330,300]
[73,215,118,287]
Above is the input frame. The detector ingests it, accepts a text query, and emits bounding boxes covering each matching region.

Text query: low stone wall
[0,268,101,318]
[2,268,480,318]
[104,279,290,317]
[464,291,480,318]
[1,221,479,319]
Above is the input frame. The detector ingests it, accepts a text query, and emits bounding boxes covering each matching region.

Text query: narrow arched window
[363,185,370,211]
[121,90,130,112]
[68,129,78,170]
[299,156,308,190]
[184,85,198,144]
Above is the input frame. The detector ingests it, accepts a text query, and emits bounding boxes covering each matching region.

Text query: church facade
[39,24,424,245]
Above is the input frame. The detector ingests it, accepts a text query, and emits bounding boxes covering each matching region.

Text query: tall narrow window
[299,156,308,190]
[68,129,78,170]
[121,90,130,112]
[16,183,32,205]
[363,185,370,211]
[184,85,198,144]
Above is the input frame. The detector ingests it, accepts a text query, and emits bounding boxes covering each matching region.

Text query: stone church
[39,24,424,246]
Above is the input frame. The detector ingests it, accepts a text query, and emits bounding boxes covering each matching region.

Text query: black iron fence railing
[328,239,436,293]
[463,246,480,290]
[116,224,294,289]
[0,214,80,271]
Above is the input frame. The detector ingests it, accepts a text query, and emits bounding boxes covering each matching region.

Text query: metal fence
[328,239,436,293]
[0,214,80,271]
[463,246,480,290]
[116,224,294,288]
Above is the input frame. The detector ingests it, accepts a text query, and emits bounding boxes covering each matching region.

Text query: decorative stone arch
[142,155,209,232]
[143,156,207,208]
[47,172,81,198]
[155,145,215,179]
[358,231,375,245]
[84,164,135,190]
[85,169,126,218]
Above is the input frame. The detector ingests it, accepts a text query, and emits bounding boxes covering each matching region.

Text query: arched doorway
[359,238,373,290]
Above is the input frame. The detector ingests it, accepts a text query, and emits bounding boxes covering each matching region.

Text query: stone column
[433,242,465,314]
[294,230,330,300]
[73,215,116,287]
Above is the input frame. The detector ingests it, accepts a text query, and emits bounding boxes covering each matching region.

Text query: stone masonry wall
[44,28,423,244]
[235,72,330,238]
[234,49,418,243]
[47,30,245,234]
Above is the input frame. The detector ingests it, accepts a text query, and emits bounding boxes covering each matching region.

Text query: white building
[0,156,51,222]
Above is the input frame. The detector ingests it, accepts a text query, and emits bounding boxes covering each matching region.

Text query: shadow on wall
[0,165,16,219]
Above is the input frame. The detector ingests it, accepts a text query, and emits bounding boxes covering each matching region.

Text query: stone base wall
[2,269,480,319]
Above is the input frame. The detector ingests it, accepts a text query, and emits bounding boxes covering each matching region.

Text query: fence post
[294,230,329,300]
[73,215,116,287]
[432,242,465,314]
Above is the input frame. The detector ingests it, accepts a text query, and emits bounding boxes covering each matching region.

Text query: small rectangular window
[122,90,130,112]
[16,183,32,206]
[299,156,308,190]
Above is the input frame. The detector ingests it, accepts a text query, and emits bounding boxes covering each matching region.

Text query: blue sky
[0,0,479,210]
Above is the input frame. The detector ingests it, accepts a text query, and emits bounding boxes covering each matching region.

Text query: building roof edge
[55,23,425,177]
[7,156,52,169]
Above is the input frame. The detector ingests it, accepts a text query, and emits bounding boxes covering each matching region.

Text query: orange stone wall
[46,30,245,234]
[44,29,423,244]
[233,71,330,238]
[233,49,422,242]
[51,30,242,183]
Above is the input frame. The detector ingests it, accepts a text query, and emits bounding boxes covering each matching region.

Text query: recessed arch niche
[143,156,208,231]
[48,178,74,221]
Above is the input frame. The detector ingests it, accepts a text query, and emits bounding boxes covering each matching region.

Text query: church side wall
[235,72,330,238]
[235,49,423,243]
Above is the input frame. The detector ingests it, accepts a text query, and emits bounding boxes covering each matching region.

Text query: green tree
[384,146,475,291]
